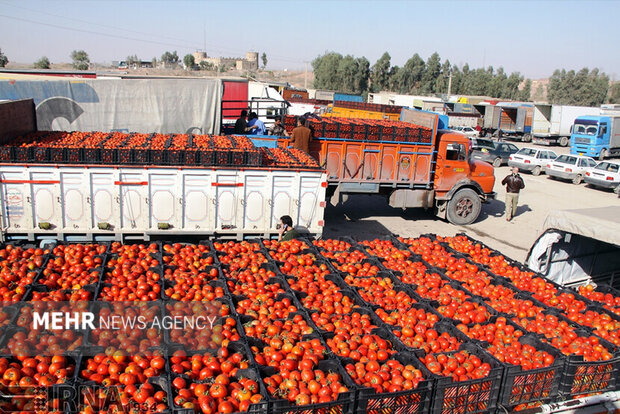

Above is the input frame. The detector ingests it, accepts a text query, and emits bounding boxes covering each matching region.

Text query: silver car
[585,161,620,194]
[545,154,597,184]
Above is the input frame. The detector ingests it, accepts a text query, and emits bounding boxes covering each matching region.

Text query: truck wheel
[572,174,583,185]
[599,149,608,161]
[446,189,481,225]
[559,136,569,147]
[522,134,532,143]
[492,158,502,168]
[532,166,542,176]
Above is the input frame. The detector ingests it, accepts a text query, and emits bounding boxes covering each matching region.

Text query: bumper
[545,169,575,180]
[584,176,618,189]
[484,192,497,201]
[508,160,536,171]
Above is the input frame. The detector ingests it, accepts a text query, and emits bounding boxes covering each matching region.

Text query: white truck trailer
[532,104,600,147]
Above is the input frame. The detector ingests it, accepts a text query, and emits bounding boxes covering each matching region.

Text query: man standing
[290,117,311,153]
[501,167,525,222]
[269,116,289,137]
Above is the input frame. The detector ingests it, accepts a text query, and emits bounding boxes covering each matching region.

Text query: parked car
[453,126,480,137]
[545,154,598,184]
[471,141,519,167]
[508,147,558,176]
[470,137,495,151]
[584,161,620,194]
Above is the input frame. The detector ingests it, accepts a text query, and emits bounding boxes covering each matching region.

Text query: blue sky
[0,0,618,79]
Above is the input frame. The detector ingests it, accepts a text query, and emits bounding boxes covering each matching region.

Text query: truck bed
[0,164,326,241]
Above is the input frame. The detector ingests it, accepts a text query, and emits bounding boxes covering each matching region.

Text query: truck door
[148,172,180,231]
[435,139,470,193]
[60,171,88,231]
[30,171,62,231]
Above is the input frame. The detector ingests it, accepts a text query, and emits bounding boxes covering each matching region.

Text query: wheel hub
[455,198,473,217]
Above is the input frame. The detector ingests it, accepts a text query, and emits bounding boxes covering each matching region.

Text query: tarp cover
[527,207,620,287]
[542,207,620,247]
[0,78,223,135]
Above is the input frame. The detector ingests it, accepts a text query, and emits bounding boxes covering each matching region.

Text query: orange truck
[299,108,496,225]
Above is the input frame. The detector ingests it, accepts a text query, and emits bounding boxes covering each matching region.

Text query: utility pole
[304,61,309,90]
[447,71,452,96]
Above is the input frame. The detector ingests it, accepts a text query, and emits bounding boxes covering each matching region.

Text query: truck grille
[574,137,590,144]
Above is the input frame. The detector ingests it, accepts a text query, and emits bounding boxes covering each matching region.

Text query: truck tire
[522,134,532,143]
[532,166,542,176]
[559,136,569,147]
[599,149,608,161]
[446,189,481,225]
[492,157,502,168]
[572,174,583,185]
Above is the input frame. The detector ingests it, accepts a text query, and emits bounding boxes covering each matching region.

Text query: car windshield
[555,155,577,165]
[595,162,619,173]
[516,148,537,157]
[574,122,598,136]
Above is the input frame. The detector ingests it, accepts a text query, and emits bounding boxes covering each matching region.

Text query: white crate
[0,165,326,241]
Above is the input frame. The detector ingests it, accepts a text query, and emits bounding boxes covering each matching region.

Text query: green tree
[151,57,157,68]
[609,82,620,104]
[370,52,391,92]
[312,52,344,90]
[436,59,452,94]
[337,55,358,93]
[33,56,50,69]
[519,79,532,101]
[183,54,195,70]
[503,72,524,100]
[355,57,370,94]
[261,52,267,69]
[0,48,9,67]
[532,83,546,101]
[421,52,441,94]
[548,67,609,106]
[71,50,90,70]
[161,51,179,66]
[199,61,214,71]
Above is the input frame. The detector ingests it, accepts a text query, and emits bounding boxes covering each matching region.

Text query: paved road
[323,140,619,264]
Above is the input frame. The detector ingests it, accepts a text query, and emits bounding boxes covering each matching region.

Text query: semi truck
[481,103,533,141]
[570,114,620,160]
[322,101,402,121]
[532,104,600,147]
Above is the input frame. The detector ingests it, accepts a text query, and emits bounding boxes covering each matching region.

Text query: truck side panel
[0,166,326,240]
[611,117,620,148]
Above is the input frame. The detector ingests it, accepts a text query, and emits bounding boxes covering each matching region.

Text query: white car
[584,161,620,194]
[453,126,479,137]
[508,147,558,176]
[545,154,597,185]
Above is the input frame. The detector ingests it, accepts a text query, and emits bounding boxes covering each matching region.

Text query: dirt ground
[322,142,619,264]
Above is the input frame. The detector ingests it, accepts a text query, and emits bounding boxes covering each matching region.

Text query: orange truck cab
[306,109,496,225]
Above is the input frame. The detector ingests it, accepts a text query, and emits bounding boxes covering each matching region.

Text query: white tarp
[527,207,620,287]
[0,78,223,135]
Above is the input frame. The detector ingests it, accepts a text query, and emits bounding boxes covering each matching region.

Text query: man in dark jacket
[501,167,525,222]
[290,117,312,153]
[234,110,257,134]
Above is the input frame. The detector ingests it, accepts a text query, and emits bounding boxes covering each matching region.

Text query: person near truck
[289,116,312,153]
[234,110,257,134]
[278,215,299,241]
[247,112,267,135]
[269,116,289,137]
[502,167,525,222]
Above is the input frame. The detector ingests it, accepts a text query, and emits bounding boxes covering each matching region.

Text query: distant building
[192,51,258,71]
[116,60,154,69]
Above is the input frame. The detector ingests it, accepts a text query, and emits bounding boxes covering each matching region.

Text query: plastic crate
[259,359,357,414]
[14,146,33,162]
[350,352,433,414]
[150,149,166,165]
[132,148,149,165]
[33,147,49,163]
[100,148,117,164]
[117,148,132,165]
[481,334,566,409]
[428,343,503,414]
[83,148,101,164]
[246,150,262,166]
[558,342,620,399]
[66,147,82,163]
[0,146,13,162]
[215,150,231,166]
[166,149,185,165]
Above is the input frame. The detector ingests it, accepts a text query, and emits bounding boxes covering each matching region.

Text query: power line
[0,13,202,50]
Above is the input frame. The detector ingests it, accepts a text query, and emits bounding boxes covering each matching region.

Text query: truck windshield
[573,122,598,136]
